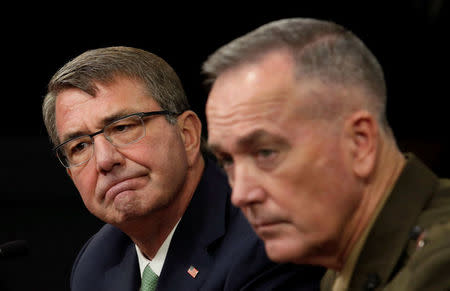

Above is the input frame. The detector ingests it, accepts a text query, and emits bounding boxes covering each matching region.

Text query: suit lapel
[157,160,230,290]
[349,154,438,289]
[104,241,141,291]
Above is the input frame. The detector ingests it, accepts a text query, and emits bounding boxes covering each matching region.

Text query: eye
[256,148,277,159]
[254,148,279,169]
[257,149,276,158]
[214,151,234,175]
[69,141,91,155]
[111,122,136,133]
[218,153,234,169]
[216,153,235,185]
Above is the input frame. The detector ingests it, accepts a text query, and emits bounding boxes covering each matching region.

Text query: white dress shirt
[135,221,180,277]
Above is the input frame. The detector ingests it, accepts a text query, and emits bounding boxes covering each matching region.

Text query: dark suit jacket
[321,154,450,290]
[71,159,324,290]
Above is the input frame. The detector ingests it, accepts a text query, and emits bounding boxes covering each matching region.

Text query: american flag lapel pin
[187,265,199,278]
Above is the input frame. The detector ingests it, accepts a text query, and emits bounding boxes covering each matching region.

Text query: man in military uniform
[202,17,450,290]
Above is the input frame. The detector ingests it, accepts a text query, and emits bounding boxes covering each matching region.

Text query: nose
[93,135,125,173]
[230,163,266,207]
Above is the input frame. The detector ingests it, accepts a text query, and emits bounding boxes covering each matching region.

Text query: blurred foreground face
[206,50,362,265]
[55,77,190,227]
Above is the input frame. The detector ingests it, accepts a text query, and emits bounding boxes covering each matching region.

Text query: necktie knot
[140,264,158,291]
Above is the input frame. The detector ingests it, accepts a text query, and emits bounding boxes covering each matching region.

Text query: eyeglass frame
[53,110,180,168]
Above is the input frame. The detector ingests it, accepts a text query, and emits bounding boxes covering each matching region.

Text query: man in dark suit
[42,46,324,290]
[203,18,450,290]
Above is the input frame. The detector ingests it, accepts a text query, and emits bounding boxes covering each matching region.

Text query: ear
[176,110,202,166]
[344,110,378,179]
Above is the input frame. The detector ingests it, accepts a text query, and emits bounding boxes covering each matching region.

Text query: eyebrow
[237,129,286,149]
[209,129,287,154]
[59,109,137,143]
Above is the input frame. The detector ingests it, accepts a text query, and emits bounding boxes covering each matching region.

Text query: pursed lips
[246,212,289,234]
[102,174,148,202]
[250,220,289,240]
[244,207,284,228]
[252,220,280,229]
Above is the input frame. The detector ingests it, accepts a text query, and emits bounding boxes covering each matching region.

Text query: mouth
[252,220,280,231]
[104,175,147,202]
[251,219,288,238]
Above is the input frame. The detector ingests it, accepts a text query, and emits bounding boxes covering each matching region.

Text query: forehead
[206,51,302,142]
[208,51,294,109]
[56,77,154,110]
[205,50,338,154]
[55,77,159,140]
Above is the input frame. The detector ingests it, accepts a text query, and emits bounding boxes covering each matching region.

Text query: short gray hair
[202,18,388,127]
[43,46,190,146]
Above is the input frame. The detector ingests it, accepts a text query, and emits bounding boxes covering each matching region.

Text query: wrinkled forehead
[55,78,159,142]
[207,51,296,117]
[206,75,334,133]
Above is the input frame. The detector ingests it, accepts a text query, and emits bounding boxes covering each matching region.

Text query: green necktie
[140,264,159,291]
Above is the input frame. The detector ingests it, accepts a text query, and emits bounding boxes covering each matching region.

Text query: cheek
[264,229,307,263]
[131,136,189,186]
[280,165,359,244]
[133,136,187,170]
[71,167,98,206]
[267,149,351,228]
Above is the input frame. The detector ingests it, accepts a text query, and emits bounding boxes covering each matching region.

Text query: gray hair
[202,18,389,128]
[43,46,190,146]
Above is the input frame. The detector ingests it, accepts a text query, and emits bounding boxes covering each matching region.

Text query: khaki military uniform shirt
[321,154,450,290]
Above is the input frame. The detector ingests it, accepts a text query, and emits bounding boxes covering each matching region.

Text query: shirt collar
[135,220,180,277]
[332,182,393,291]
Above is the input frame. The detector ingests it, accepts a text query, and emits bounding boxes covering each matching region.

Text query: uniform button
[364,273,380,290]
[416,231,427,249]
[409,225,423,240]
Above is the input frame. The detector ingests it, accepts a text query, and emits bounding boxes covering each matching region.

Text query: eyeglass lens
[57,115,146,167]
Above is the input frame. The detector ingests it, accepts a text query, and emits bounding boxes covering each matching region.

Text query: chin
[264,238,307,264]
[102,203,144,226]
[106,210,136,225]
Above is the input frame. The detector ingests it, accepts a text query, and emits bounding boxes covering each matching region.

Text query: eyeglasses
[54,110,178,168]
